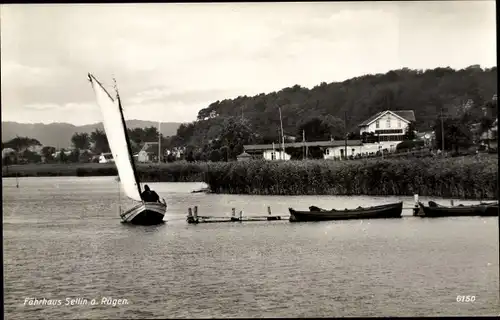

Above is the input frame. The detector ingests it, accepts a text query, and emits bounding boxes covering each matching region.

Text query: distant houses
[137,142,160,162]
[244,140,364,160]
[242,110,417,161]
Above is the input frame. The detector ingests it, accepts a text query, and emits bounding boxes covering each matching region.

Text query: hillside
[1,120,181,148]
[175,65,497,148]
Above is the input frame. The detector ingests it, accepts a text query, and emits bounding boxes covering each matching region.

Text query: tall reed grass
[203,156,498,199]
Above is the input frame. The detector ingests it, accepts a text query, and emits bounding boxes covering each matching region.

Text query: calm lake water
[3,176,499,319]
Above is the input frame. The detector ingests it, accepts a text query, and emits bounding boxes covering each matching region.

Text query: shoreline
[2,155,498,200]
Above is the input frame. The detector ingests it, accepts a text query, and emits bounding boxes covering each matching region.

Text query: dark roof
[244,140,362,151]
[237,151,252,158]
[358,110,416,127]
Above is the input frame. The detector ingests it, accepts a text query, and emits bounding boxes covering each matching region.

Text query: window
[386,119,391,128]
[325,149,330,155]
[271,152,275,160]
[375,120,380,128]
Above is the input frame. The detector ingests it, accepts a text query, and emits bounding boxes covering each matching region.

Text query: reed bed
[203,156,498,200]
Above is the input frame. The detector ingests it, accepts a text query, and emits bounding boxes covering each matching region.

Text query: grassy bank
[2,155,498,199]
[2,162,205,182]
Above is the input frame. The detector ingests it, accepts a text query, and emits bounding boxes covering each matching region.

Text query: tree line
[168,66,497,154]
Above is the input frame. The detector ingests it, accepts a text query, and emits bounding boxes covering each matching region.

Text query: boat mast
[113,77,143,196]
[158,121,161,164]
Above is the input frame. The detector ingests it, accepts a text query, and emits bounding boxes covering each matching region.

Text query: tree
[68,149,81,163]
[209,149,221,162]
[21,150,42,163]
[297,115,344,142]
[80,150,92,163]
[41,146,56,162]
[90,129,110,154]
[3,136,41,151]
[71,132,90,150]
[58,148,68,163]
[186,150,195,162]
[433,117,473,153]
[403,122,417,140]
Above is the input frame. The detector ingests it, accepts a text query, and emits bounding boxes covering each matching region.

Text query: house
[244,143,292,161]
[243,140,364,160]
[479,118,498,150]
[138,142,159,163]
[359,110,416,141]
[322,140,364,159]
[358,110,416,152]
[99,153,114,163]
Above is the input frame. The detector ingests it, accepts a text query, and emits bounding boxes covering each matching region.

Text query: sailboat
[87,73,167,225]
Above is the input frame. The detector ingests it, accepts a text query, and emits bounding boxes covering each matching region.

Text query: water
[3,176,499,319]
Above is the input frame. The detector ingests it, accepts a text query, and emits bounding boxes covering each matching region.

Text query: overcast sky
[1,1,496,126]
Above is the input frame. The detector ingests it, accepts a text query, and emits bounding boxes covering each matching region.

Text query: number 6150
[456,295,476,302]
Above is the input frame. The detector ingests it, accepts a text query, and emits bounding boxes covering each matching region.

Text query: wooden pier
[185,201,423,224]
[186,206,285,224]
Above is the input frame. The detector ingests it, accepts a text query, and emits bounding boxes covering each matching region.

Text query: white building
[358,110,416,152]
[358,110,415,140]
[137,142,159,163]
[244,140,363,160]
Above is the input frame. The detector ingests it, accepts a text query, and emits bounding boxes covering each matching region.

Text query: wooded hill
[169,65,497,150]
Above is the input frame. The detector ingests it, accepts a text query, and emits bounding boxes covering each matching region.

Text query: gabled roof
[237,151,252,158]
[141,142,159,153]
[358,110,416,127]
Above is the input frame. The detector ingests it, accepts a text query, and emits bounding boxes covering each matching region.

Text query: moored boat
[288,201,403,222]
[416,201,497,217]
[481,202,499,216]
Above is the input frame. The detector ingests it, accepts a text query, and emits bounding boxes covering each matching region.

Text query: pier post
[450,200,454,206]
[267,206,272,215]
[413,194,420,216]
[231,208,238,221]
[193,206,198,220]
[187,207,196,224]
[239,210,243,221]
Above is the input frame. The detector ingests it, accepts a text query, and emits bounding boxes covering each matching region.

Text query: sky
[1,1,497,126]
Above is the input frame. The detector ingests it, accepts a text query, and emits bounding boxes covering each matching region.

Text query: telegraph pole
[279,107,285,160]
[303,130,306,160]
[440,108,445,155]
[344,111,348,160]
[158,121,161,164]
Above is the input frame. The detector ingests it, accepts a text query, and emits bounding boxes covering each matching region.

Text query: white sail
[88,73,143,202]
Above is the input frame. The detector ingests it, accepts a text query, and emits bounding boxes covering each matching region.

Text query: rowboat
[288,201,403,222]
[88,74,166,225]
[416,201,498,217]
[481,202,499,216]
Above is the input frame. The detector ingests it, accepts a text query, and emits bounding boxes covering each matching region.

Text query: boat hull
[288,202,403,222]
[417,201,497,217]
[121,202,167,225]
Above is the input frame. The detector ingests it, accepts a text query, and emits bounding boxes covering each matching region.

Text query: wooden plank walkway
[186,206,286,224]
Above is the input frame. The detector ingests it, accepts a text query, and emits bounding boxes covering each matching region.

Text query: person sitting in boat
[141,185,161,203]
